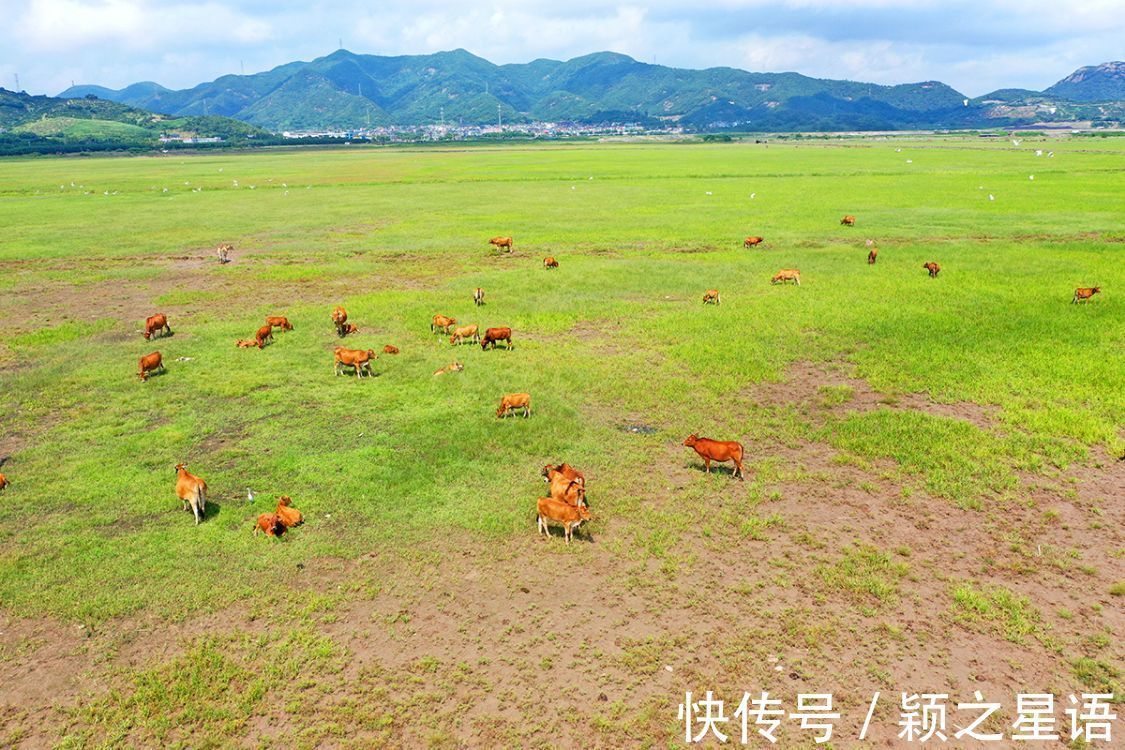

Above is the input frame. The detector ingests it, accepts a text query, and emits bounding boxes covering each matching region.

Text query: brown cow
[547,473,586,507]
[431,314,457,334]
[266,316,293,331]
[334,347,376,378]
[1072,287,1100,304]
[275,495,303,528]
[489,236,513,252]
[923,262,941,278]
[383,344,400,354]
[537,496,592,544]
[867,248,878,265]
[450,324,480,345]
[216,243,233,264]
[496,392,531,418]
[771,269,801,285]
[743,236,764,248]
[174,463,207,524]
[541,463,585,485]
[543,256,559,269]
[339,323,359,336]
[331,306,348,335]
[703,290,721,305]
[138,351,164,381]
[255,324,274,348]
[254,512,286,537]
[235,339,257,348]
[683,434,745,480]
[0,473,8,491]
[433,361,464,376]
[841,215,856,226]
[473,287,485,306]
[143,313,171,340]
[481,327,513,350]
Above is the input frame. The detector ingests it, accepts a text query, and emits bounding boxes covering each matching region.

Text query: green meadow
[0,137,1121,747]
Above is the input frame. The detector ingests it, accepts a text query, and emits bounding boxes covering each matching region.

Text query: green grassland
[0,137,1122,746]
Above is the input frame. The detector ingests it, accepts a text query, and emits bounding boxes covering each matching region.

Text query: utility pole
[497,104,502,128]
[13,73,19,92]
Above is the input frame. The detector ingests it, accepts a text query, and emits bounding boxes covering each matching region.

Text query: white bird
[219,168,224,172]
[1029,175,1034,181]
[570,186,575,190]
[232,179,239,187]
[162,187,168,193]
[750,192,756,199]
[103,191,109,196]
[1035,150,1043,156]
[588,176,593,180]
[1011,139,1021,146]
[249,185,256,190]
[247,488,255,503]
[895,148,902,152]
[989,194,995,201]
[284,190,289,196]
[70,182,75,187]
[184,181,190,185]
[1048,151,1054,157]
[705,191,712,195]
[906,159,913,163]
[282,183,287,188]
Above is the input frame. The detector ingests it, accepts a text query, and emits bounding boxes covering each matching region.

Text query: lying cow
[433,362,464,376]
[1072,287,1100,304]
[771,269,800,285]
[481,327,513,350]
[275,495,303,528]
[450,324,480,346]
[138,351,164,381]
[235,339,257,348]
[266,316,293,331]
[143,313,171,340]
[339,323,359,336]
[334,347,376,378]
[254,512,286,537]
[537,496,592,544]
[683,433,745,480]
[383,344,400,354]
[497,392,532,419]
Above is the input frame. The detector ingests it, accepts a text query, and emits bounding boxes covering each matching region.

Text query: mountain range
[55,52,1125,132]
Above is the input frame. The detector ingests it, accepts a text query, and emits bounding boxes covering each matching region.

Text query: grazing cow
[743,236,764,248]
[143,313,171,340]
[771,269,801,285]
[254,512,286,537]
[431,314,457,334]
[334,347,376,378]
[1072,287,1100,304]
[497,392,532,419]
[266,316,293,331]
[683,434,745,480]
[0,473,7,491]
[543,256,559,269]
[867,248,878,265]
[541,463,586,485]
[331,306,348,335]
[481,327,513,350]
[235,339,257,348]
[489,236,513,252]
[536,496,592,544]
[702,290,721,305]
[275,495,303,528]
[339,323,359,336]
[547,473,586,507]
[450,324,480,346]
[255,324,274,348]
[174,463,207,524]
[216,243,233,264]
[433,361,464,376]
[923,262,941,278]
[383,344,400,354]
[473,287,485,306]
[841,215,856,226]
[138,351,164,381]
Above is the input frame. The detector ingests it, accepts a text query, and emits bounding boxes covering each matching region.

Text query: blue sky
[2,0,1123,97]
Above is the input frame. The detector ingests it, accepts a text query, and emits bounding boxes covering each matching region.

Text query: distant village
[277,121,665,141]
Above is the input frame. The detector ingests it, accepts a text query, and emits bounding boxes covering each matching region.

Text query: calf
[867,248,878,265]
[339,323,359,336]
[497,392,531,418]
[254,512,286,537]
[138,351,164,381]
[331,306,348,335]
[481,327,513,350]
[840,215,856,226]
[431,314,457,334]
[434,361,464,376]
[450,324,480,346]
[383,344,400,354]
[1072,287,1100,304]
[266,316,293,331]
[683,433,745,480]
[537,496,592,544]
[216,243,233,264]
[174,463,207,524]
[489,236,513,252]
[275,495,303,528]
[743,236,764,248]
[235,339,257,348]
[543,256,559,269]
[771,269,800,285]
[255,324,274,348]
[541,463,585,485]
[923,262,941,278]
[334,347,376,378]
[473,287,485,306]
[702,289,721,305]
[143,313,171,340]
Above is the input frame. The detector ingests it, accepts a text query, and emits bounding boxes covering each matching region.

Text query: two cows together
[536,463,592,544]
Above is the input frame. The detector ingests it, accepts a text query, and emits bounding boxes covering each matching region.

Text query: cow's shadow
[687,462,743,478]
